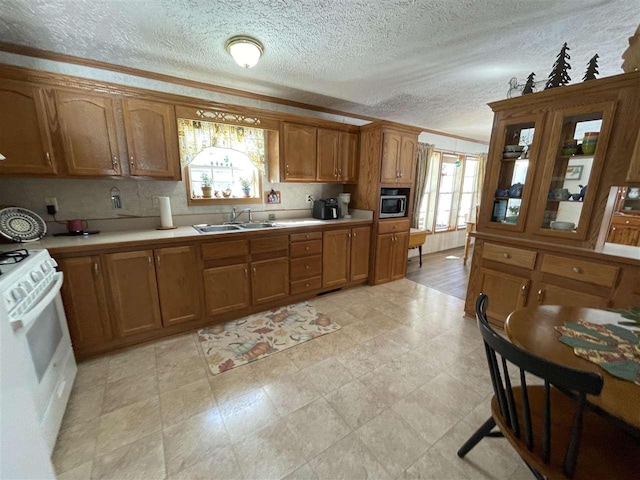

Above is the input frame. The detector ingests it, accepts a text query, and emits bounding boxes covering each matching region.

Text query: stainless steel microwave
[380,195,407,218]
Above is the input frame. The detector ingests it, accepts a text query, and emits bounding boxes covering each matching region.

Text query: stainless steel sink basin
[238,222,278,229]
[193,224,242,234]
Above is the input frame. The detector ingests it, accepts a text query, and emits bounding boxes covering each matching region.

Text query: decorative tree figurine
[522,72,536,94]
[545,43,571,89]
[583,54,599,81]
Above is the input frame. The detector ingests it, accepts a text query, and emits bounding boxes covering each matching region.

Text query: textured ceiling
[0,0,638,141]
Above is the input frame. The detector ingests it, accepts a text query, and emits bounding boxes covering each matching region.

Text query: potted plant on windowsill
[240,178,251,197]
[201,174,213,198]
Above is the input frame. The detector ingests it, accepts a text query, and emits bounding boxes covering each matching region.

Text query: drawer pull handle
[305,234,310,239]
[503,253,511,259]
[252,267,257,277]
[572,267,581,274]
[353,232,357,237]
[45,152,52,165]
[305,265,310,269]
[537,288,544,303]
[521,284,528,297]
[244,268,248,278]
[305,283,310,287]
[129,156,135,168]
[93,262,99,276]
[305,246,310,250]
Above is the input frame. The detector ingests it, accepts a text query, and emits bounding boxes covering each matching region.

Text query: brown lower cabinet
[373,231,408,284]
[252,257,289,305]
[155,245,203,325]
[203,263,250,316]
[58,256,113,348]
[105,250,163,337]
[322,226,371,288]
[477,268,529,326]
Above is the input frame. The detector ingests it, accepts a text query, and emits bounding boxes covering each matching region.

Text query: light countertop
[0,217,373,254]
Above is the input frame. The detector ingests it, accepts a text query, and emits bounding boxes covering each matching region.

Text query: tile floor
[53,279,534,480]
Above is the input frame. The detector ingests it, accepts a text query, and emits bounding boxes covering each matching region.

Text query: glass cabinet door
[483,114,545,231]
[535,102,615,239]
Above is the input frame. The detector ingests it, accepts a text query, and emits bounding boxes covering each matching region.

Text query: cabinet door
[626,126,640,182]
[123,99,180,179]
[380,132,401,183]
[282,123,316,181]
[339,131,359,182]
[251,257,289,305]
[58,256,113,349]
[323,229,351,287]
[316,128,339,181]
[105,250,162,337]
[478,268,530,326]
[391,231,409,280]
[607,225,640,246]
[533,283,609,309]
[398,135,417,184]
[56,90,121,176]
[203,263,250,316]
[0,80,56,175]
[373,233,394,284]
[155,245,203,326]
[350,226,370,282]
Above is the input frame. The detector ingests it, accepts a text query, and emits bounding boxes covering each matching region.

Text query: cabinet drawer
[290,231,322,242]
[290,276,322,295]
[378,218,410,235]
[290,255,322,280]
[250,236,289,254]
[290,240,322,258]
[202,240,248,261]
[482,243,537,270]
[541,255,620,288]
[611,215,640,227]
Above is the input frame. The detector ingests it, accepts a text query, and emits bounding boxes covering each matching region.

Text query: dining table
[505,305,640,432]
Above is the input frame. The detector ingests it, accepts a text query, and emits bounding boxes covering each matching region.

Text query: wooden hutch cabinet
[466,71,640,327]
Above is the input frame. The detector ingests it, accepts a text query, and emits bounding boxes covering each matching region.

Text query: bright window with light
[178,119,266,202]
[419,152,481,233]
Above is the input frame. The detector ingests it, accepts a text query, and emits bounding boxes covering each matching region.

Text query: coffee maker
[312,198,339,220]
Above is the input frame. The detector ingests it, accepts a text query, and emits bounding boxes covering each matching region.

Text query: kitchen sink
[193,222,278,234]
[193,224,242,234]
[238,222,278,229]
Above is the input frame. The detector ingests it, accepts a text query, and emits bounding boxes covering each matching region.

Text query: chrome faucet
[230,207,252,223]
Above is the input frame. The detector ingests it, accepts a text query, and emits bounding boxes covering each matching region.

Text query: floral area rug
[197,301,340,375]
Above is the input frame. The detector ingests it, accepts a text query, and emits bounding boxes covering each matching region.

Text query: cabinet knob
[305,264,310,269]
[93,262,99,276]
[147,256,152,266]
[45,152,52,165]
[521,284,527,297]
[305,283,310,287]
[625,220,630,224]
[252,267,257,277]
[353,232,356,237]
[157,255,161,264]
[572,267,581,274]
[305,234,310,239]
[348,233,352,238]
[285,164,290,175]
[399,171,403,178]
[112,155,119,169]
[244,268,248,278]
[537,288,544,303]
[503,253,511,259]
[129,156,135,168]
[305,246,310,250]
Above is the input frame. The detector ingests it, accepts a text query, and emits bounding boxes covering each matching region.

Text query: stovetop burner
[0,249,30,275]
[0,248,30,265]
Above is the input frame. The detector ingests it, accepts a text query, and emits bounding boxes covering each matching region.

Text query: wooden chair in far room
[457,294,640,480]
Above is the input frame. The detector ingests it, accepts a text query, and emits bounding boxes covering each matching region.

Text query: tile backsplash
[0,175,342,230]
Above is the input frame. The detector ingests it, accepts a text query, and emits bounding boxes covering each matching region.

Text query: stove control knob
[48,258,58,268]
[20,281,34,293]
[41,262,52,273]
[11,287,27,301]
[31,271,44,283]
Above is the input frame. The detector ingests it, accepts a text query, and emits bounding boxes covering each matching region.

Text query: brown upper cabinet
[122,99,181,179]
[282,122,317,181]
[317,128,340,181]
[281,122,358,183]
[0,80,56,175]
[380,131,416,185]
[56,90,122,176]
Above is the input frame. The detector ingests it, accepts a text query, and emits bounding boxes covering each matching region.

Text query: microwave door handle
[10,272,64,331]
[400,198,406,213]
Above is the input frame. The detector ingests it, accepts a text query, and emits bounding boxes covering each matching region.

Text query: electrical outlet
[45,197,58,214]
[306,194,313,205]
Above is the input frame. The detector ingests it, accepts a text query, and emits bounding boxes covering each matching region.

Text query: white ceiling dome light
[225,36,264,68]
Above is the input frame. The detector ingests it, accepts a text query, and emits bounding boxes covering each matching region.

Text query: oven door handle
[11,272,64,332]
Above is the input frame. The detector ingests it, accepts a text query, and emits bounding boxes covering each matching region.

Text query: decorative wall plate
[0,207,47,242]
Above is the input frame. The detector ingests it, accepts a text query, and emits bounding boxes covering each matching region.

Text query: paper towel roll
[158,196,174,228]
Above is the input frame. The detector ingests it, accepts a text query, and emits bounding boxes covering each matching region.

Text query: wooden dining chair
[457,294,640,479]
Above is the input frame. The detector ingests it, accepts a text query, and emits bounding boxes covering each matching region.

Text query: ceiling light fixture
[225,36,264,69]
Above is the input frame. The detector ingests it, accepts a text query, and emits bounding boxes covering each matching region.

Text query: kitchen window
[419,152,481,232]
[178,119,266,204]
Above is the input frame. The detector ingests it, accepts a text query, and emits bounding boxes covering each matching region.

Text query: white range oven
[0,248,76,470]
